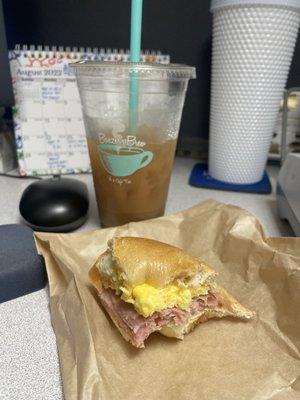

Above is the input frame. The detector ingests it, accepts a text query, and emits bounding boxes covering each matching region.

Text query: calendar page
[9,46,170,175]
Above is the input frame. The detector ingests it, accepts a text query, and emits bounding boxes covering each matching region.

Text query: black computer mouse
[19,176,89,232]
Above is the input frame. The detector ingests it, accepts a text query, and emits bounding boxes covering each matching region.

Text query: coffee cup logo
[98,143,153,177]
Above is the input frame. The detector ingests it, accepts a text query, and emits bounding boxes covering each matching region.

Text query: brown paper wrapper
[35,200,300,400]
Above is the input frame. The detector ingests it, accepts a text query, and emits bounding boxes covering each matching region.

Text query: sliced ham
[99,289,219,347]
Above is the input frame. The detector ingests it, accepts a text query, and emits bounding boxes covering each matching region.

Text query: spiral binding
[13,44,169,63]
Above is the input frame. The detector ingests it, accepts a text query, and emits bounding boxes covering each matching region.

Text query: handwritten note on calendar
[9,46,170,175]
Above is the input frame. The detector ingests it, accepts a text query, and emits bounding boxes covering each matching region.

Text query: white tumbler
[209,0,300,184]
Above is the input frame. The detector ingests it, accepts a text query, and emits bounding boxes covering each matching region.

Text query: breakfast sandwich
[89,237,254,348]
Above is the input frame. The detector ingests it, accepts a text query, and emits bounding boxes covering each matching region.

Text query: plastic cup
[209,0,300,184]
[72,61,195,227]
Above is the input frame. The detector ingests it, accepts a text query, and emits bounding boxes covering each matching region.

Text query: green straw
[129,0,143,134]
[130,0,143,62]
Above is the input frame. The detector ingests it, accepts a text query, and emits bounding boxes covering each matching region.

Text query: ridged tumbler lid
[211,0,300,12]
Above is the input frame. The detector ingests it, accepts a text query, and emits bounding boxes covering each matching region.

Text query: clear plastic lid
[71,61,196,81]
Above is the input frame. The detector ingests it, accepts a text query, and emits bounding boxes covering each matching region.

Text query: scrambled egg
[120,282,209,318]
[96,255,210,318]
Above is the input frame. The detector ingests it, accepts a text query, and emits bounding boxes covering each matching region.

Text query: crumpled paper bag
[35,200,300,400]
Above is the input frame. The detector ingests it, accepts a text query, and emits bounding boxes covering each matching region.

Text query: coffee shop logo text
[98,134,146,148]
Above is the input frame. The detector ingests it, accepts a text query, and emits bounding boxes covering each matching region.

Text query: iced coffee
[72,61,196,226]
[87,126,176,226]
